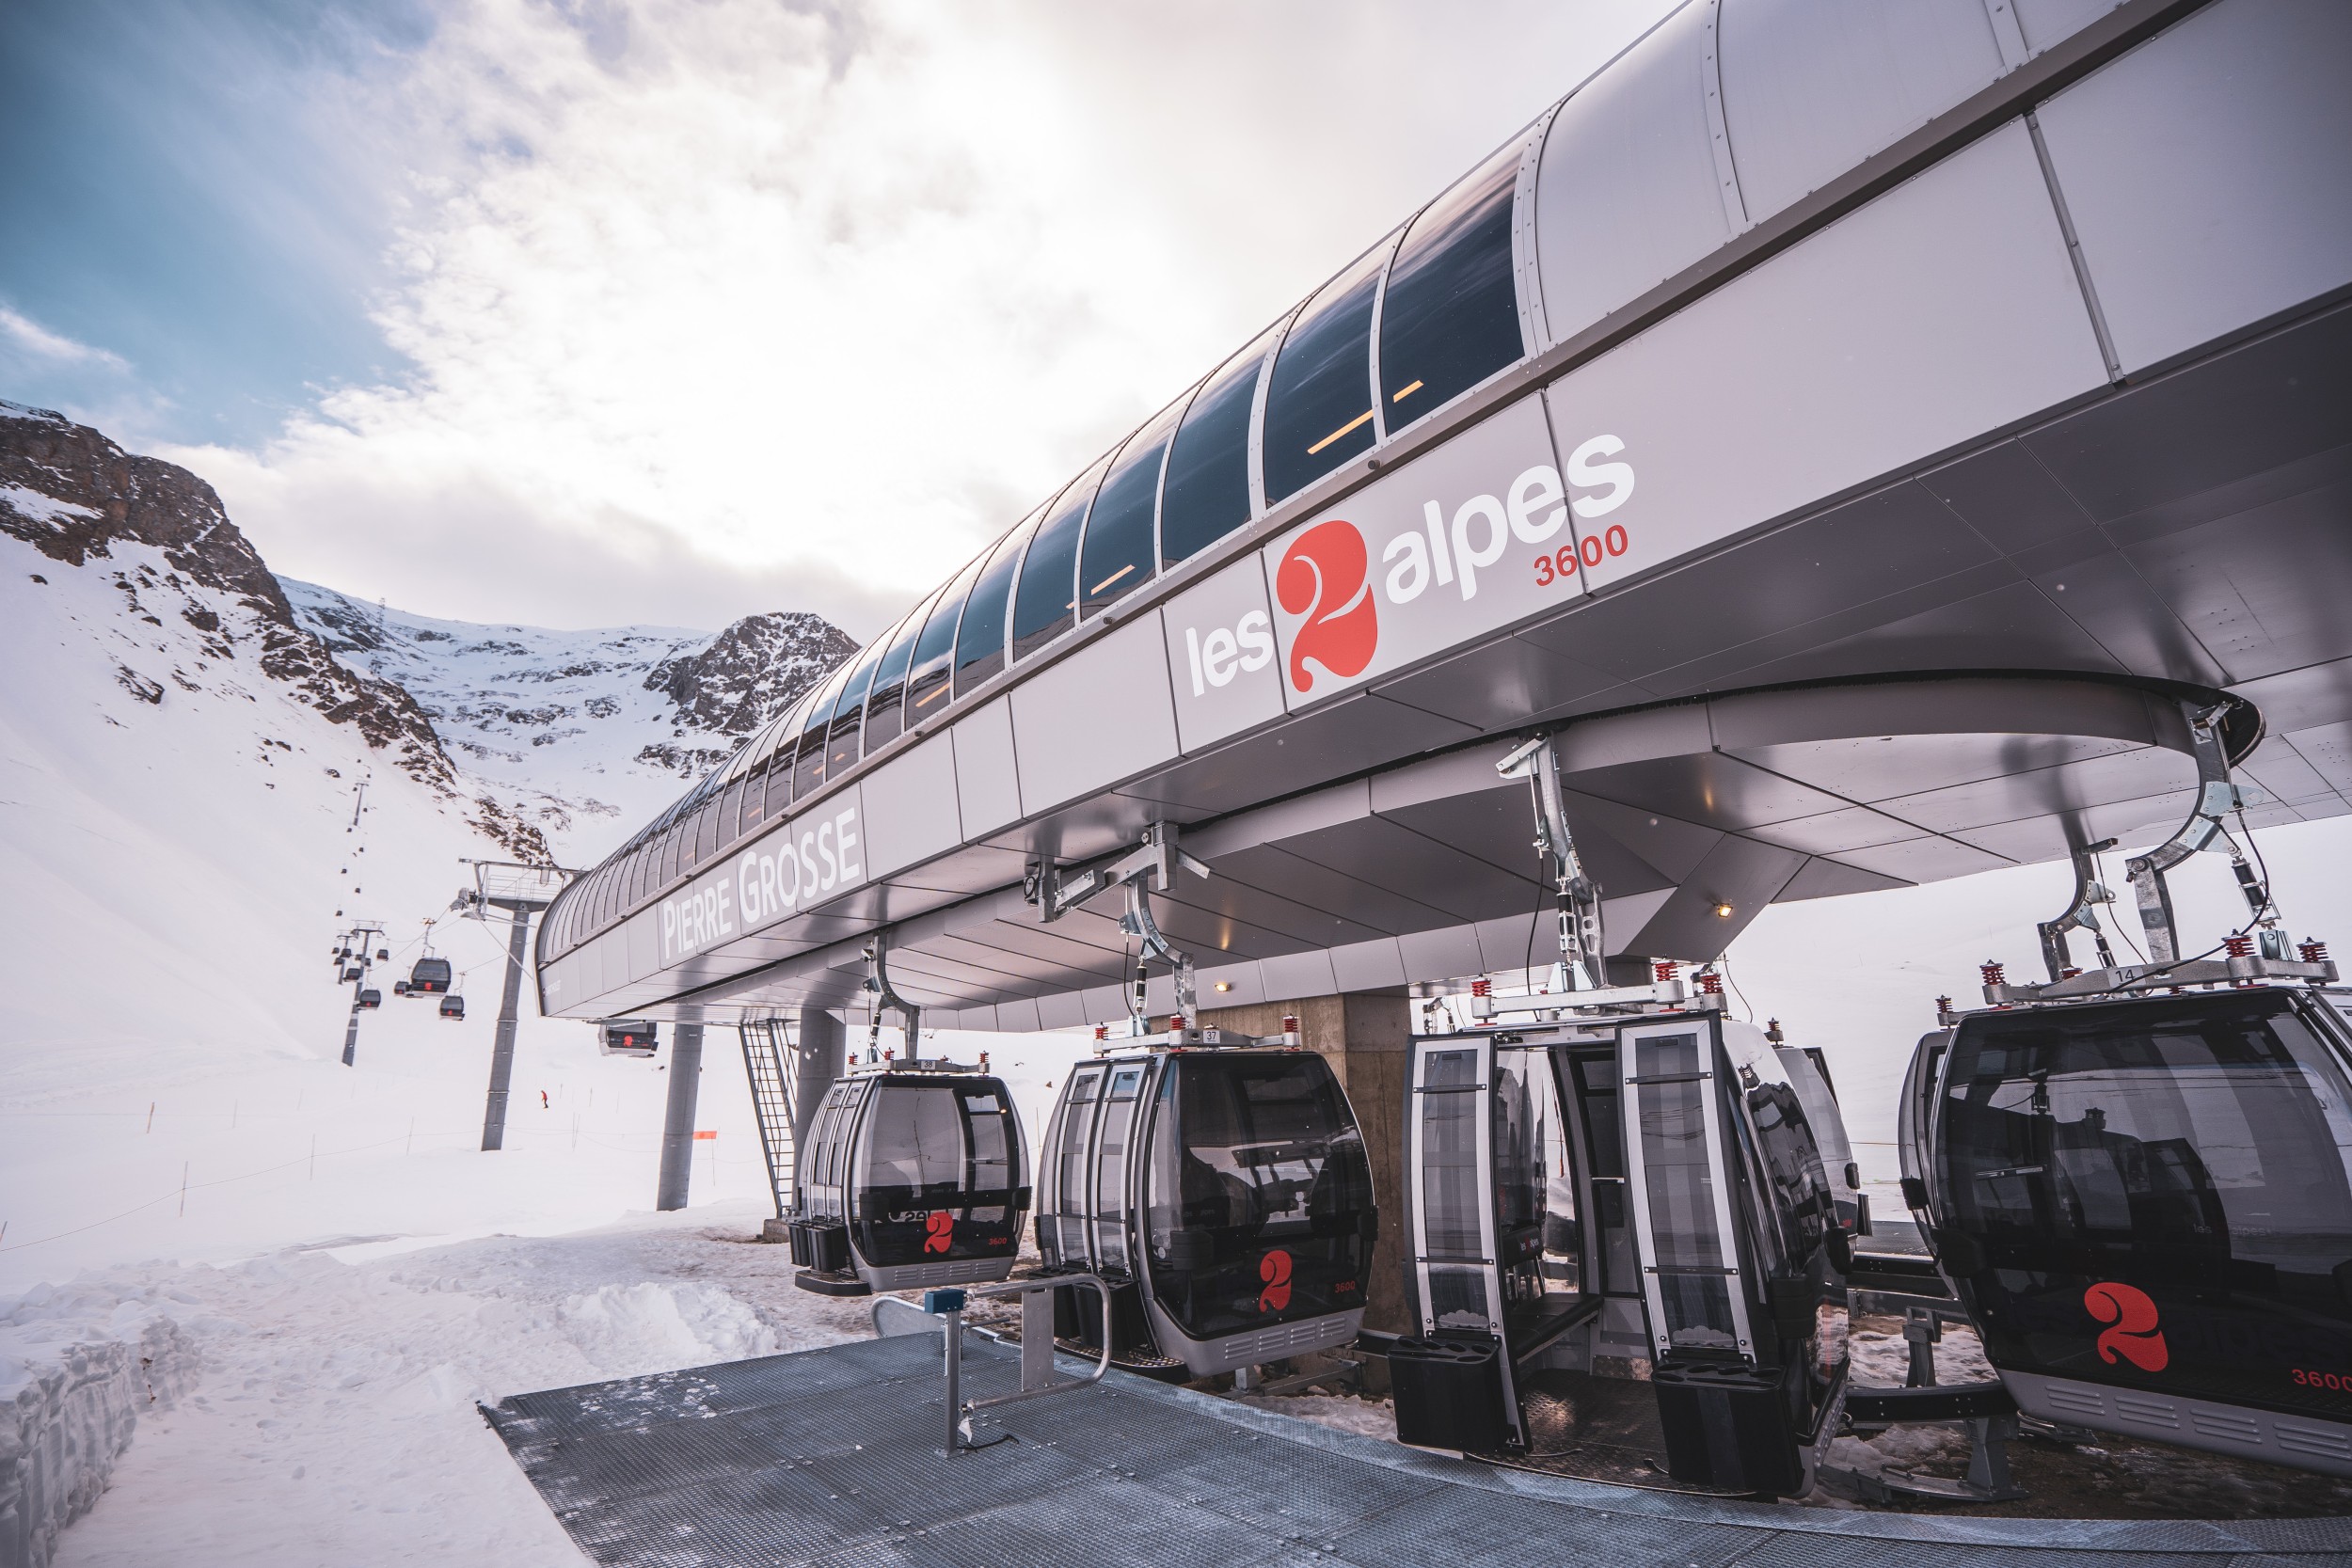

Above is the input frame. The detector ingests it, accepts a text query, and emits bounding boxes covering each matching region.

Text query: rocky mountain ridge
[1,399,857,870]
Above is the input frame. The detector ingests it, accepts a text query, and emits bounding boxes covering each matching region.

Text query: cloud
[0,306,130,371]
[163,0,1672,638]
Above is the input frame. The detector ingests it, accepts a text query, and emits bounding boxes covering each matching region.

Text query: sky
[0,0,1677,637]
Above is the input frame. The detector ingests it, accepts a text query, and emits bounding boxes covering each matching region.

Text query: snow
[16,1203,876,1568]
[0,487,96,531]
[277,578,719,865]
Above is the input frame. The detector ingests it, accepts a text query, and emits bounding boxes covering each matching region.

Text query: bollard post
[925,1288,968,1452]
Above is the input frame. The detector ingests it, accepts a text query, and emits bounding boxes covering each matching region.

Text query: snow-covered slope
[278,582,853,870]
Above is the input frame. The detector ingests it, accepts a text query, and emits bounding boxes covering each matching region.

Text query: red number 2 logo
[923,1211,954,1255]
[1258,1249,1294,1313]
[2085,1280,2168,1372]
[1276,520,1378,694]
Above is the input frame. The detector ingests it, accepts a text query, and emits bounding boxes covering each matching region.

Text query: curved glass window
[902,559,980,726]
[1381,143,1523,430]
[1010,459,1108,662]
[1161,326,1277,568]
[1143,1052,1375,1340]
[1263,236,1397,504]
[860,594,936,756]
[955,512,1038,696]
[790,661,853,800]
[762,708,805,820]
[1078,402,1183,620]
[823,638,885,781]
[1936,991,2352,1418]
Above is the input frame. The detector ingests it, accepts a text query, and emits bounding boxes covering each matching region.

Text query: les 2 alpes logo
[1270,435,1635,695]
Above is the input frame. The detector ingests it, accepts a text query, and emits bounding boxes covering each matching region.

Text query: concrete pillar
[1199,992,1412,1337]
[791,1006,845,1151]
[656,1022,706,1212]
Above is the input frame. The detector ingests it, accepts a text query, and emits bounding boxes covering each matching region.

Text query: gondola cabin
[598,1020,659,1057]
[787,1066,1028,1297]
[356,989,382,1010]
[407,957,453,994]
[439,993,466,1021]
[1394,1007,1851,1497]
[1899,984,2352,1477]
[1033,1039,1377,1379]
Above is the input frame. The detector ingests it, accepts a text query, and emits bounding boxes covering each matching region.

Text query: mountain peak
[645,610,857,736]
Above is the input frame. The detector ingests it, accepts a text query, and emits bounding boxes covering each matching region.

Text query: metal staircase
[737,1018,797,1221]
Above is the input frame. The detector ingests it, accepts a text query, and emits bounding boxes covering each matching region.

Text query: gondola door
[1619,1018,1756,1364]
[1406,1037,1525,1445]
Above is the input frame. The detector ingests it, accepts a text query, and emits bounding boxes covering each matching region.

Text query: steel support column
[480,902,532,1151]
[656,1022,706,1212]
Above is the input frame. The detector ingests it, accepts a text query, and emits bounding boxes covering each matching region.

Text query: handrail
[882,1274,1115,1452]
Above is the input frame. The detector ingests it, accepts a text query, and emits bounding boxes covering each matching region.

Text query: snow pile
[0,1285,196,1568]
[555,1281,781,1375]
[29,1204,872,1567]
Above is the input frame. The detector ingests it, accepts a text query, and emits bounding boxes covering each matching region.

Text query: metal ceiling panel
[1518,479,1999,686]
[1272,815,1545,925]
[1560,751,1853,832]
[1822,833,2016,883]
[1724,730,2144,805]
[1368,632,1629,739]
[1557,788,1726,886]
[1867,740,2188,833]
[1742,805,1933,857]
[1617,833,1809,959]
[1205,843,1457,936]
[2021,300,2352,531]
[1778,856,1914,901]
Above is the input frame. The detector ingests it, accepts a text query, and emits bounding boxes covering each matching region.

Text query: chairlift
[1034,1041,1376,1379]
[439,992,466,1021]
[1391,1008,1851,1497]
[356,988,382,1009]
[787,1066,1029,1298]
[407,956,453,994]
[1899,983,2352,1478]
[599,1020,659,1057]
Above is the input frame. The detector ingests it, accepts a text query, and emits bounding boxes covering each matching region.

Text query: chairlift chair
[787,1066,1029,1298]
[1033,1041,1376,1379]
[1392,1008,1852,1497]
[407,956,453,993]
[598,1020,659,1057]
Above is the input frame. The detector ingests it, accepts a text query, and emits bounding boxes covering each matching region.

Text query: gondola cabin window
[1143,1053,1374,1340]
[1937,992,2352,1418]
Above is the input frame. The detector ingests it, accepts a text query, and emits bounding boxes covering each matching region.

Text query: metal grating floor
[485,1333,2352,1568]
